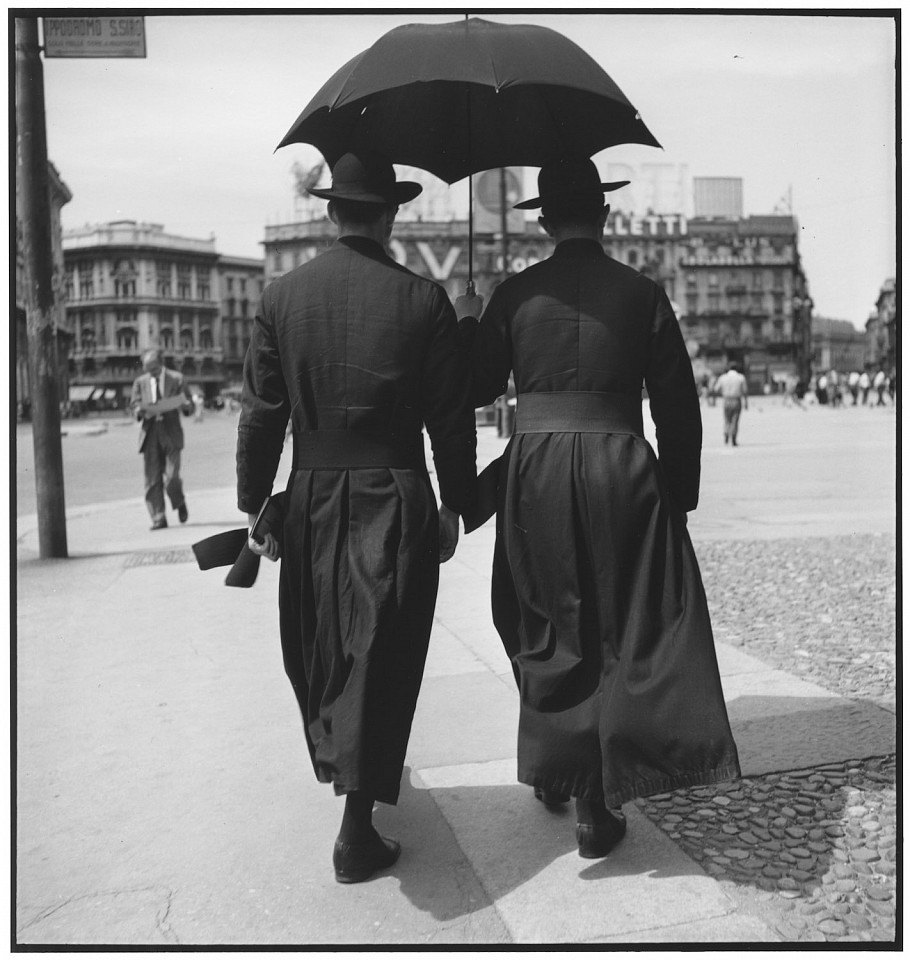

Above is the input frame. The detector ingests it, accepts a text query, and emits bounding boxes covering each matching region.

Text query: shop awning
[68,385,95,402]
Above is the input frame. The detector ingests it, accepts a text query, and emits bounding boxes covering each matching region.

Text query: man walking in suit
[238,151,476,883]
[130,348,193,530]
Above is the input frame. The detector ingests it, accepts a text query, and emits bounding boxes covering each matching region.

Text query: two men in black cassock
[239,152,738,881]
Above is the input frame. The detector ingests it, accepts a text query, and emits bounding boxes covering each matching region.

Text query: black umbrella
[277,16,661,283]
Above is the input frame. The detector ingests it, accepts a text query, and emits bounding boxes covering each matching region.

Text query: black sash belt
[514,391,644,436]
[292,430,425,470]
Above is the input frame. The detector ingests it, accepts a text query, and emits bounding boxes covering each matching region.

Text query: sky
[34,9,897,329]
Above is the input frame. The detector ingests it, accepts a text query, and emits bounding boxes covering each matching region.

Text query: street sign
[42,17,146,58]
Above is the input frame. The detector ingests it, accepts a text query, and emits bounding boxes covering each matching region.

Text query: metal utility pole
[16,17,68,557]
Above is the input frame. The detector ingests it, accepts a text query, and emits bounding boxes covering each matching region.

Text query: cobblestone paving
[634,533,897,943]
[698,533,896,712]
[636,757,896,943]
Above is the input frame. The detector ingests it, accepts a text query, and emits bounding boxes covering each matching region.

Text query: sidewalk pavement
[15,416,896,946]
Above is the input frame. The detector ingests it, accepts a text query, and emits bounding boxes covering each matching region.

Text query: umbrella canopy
[277,17,660,184]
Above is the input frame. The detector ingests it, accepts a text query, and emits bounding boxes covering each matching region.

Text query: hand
[454,292,484,321]
[247,512,280,561]
[438,504,460,563]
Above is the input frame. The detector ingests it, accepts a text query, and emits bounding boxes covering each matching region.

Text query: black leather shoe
[576,809,627,858]
[534,787,570,807]
[150,518,168,530]
[333,833,401,884]
[177,502,188,524]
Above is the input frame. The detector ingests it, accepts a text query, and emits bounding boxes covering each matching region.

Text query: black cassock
[237,236,475,805]
[470,238,740,808]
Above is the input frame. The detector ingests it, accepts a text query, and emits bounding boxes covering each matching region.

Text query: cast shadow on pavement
[379,768,701,925]
[383,693,895,924]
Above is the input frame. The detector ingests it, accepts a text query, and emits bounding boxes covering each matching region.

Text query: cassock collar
[554,238,606,259]
[336,235,389,261]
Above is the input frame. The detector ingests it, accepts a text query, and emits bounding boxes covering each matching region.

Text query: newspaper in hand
[143,394,189,415]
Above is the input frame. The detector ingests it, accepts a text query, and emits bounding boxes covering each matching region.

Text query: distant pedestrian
[129,349,193,530]
[815,374,829,405]
[715,362,749,445]
[874,369,887,406]
[784,376,806,410]
[888,372,897,405]
[847,370,860,405]
[828,370,843,407]
[192,393,204,422]
[859,370,871,405]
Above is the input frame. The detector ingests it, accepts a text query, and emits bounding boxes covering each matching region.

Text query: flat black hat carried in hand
[307,150,422,205]
[514,157,629,210]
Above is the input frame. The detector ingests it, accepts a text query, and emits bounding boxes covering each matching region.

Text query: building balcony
[65,294,219,311]
[72,345,224,362]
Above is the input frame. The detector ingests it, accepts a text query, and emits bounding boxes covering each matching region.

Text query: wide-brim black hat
[308,151,422,205]
[514,157,629,210]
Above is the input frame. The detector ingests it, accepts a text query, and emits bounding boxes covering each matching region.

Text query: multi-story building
[811,317,868,374]
[62,221,264,404]
[219,255,266,384]
[264,207,808,392]
[16,160,73,416]
[866,278,896,373]
[678,215,812,390]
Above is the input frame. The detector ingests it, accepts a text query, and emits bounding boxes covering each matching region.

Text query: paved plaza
[15,397,897,945]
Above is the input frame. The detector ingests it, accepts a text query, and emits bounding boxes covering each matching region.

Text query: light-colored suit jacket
[130,367,194,453]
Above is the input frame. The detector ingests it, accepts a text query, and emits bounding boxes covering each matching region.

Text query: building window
[200,326,213,350]
[177,264,192,300]
[227,297,236,318]
[273,251,284,273]
[627,249,639,267]
[113,259,137,298]
[80,326,95,353]
[241,299,249,319]
[116,327,137,351]
[752,271,764,289]
[226,277,234,293]
[78,263,94,299]
[708,273,719,288]
[708,294,720,313]
[160,326,174,350]
[198,278,210,300]
[156,261,172,298]
[180,327,194,351]
[686,273,697,288]
[686,294,698,315]
[240,278,247,295]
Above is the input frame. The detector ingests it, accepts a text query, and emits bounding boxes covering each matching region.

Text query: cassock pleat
[279,466,439,805]
[493,432,740,808]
